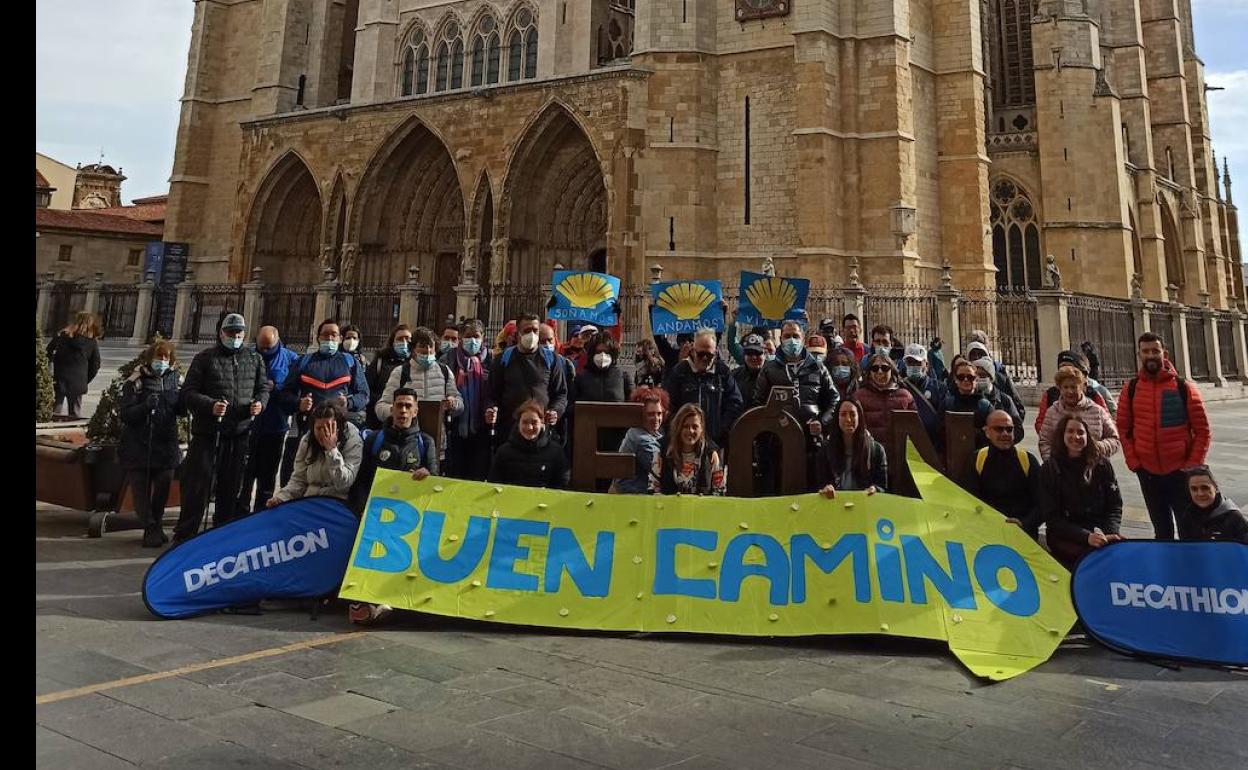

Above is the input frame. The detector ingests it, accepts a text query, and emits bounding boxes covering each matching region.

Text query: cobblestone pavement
[35,403,1248,769]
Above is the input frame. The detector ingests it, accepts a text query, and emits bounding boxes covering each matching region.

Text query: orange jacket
[1115,360,1210,474]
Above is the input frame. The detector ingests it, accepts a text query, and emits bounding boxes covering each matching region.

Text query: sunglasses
[868,365,893,373]
[695,351,716,361]
[988,425,1013,433]
[955,374,977,382]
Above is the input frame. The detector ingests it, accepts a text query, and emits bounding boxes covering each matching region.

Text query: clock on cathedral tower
[735,0,790,22]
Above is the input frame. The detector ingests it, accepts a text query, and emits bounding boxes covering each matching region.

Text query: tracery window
[470,13,501,87]
[990,178,1043,289]
[399,27,430,96]
[506,6,538,82]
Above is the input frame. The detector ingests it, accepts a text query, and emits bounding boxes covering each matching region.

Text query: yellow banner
[340,447,1076,680]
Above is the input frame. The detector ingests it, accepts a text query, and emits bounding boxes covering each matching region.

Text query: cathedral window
[434,21,464,92]
[989,0,1036,110]
[400,28,430,96]
[506,6,538,81]
[990,178,1043,289]
[471,14,501,87]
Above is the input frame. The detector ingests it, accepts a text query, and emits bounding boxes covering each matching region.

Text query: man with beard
[1116,332,1211,540]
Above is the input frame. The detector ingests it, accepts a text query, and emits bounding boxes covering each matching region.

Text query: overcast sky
[34,0,1248,205]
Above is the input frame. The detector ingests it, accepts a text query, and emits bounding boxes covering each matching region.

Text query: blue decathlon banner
[736,271,810,328]
[143,496,360,619]
[549,270,621,326]
[1072,541,1248,667]
[651,280,724,334]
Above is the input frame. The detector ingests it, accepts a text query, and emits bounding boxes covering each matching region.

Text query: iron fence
[261,285,318,344]
[336,285,401,349]
[1217,313,1238,378]
[863,284,939,350]
[1186,312,1210,379]
[1147,304,1172,347]
[1066,293,1138,388]
[958,288,1040,386]
[188,284,243,344]
[98,284,140,339]
[46,281,87,332]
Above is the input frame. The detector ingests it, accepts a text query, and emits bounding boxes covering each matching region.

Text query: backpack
[974,446,1030,476]
[1125,375,1189,413]
[367,428,426,470]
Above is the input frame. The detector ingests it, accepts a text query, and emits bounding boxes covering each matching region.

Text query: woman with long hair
[267,401,363,504]
[365,324,412,429]
[633,338,666,389]
[815,399,887,497]
[611,386,669,494]
[1038,414,1124,569]
[119,339,182,546]
[46,311,102,420]
[650,403,726,496]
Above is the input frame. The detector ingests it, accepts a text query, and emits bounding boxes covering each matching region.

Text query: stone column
[312,268,340,345]
[171,269,195,343]
[36,272,55,331]
[1199,294,1227,386]
[83,271,105,316]
[1231,308,1248,382]
[242,267,265,341]
[1033,289,1071,385]
[1167,285,1192,379]
[398,265,422,329]
[843,258,867,328]
[130,272,157,345]
[935,263,960,349]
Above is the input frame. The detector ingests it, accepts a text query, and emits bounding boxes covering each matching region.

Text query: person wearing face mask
[440,325,460,358]
[661,328,743,451]
[569,332,635,456]
[365,324,413,430]
[279,319,370,452]
[174,312,269,543]
[119,339,182,547]
[941,357,1021,448]
[1039,415,1124,570]
[374,327,462,429]
[898,343,946,450]
[1180,466,1248,543]
[1116,332,1210,541]
[964,339,1025,422]
[753,321,838,437]
[485,312,570,441]
[827,347,860,401]
[633,338,666,389]
[858,324,902,372]
[611,386,669,494]
[236,326,300,517]
[487,399,570,488]
[340,324,366,367]
[851,352,914,451]
[441,319,493,480]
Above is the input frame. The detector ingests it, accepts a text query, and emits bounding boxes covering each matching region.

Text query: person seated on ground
[962,409,1042,538]
[1180,465,1248,543]
[487,399,570,489]
[119,338,182,547]
[349,387,438,513]
[633,338,666,389]
[650,403,726,496]
[853,352,914,451]
[1038,415,1124,570]
[943,357,1022,448]
[610,386,668,494]
[1033,349,1113,434]
[1038,366,1120,462]
[827,346,860,401]
[267,402,363,506]
[816,399,887,498]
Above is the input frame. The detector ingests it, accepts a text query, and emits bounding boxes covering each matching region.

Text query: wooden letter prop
[570,402,643,491]
[888,410,977,496]
[727,387,806,497]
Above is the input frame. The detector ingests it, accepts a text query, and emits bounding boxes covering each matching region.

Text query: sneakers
[348,602,393,625]
[141,528,165,548]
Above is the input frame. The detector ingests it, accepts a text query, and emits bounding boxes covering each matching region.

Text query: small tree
[35,323,54,423]
[86,334,190,445]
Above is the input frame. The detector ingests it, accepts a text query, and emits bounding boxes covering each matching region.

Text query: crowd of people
[53,304,1241,575]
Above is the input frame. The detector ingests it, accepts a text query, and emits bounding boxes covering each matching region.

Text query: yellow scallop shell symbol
[657,282,715,320]
[556,273,615,308]
[745,277,798,320]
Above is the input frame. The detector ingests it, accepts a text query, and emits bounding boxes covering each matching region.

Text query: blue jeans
[1135,469,1189,540]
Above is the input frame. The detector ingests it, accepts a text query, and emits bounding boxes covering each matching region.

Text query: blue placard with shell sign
[650,280,724,334]
[549,271,622,326]
[736,271,810,328]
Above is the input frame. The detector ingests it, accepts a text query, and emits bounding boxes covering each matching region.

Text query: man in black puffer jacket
[752,321,839,432]
[174,313,269,542]
[662,329,743,450]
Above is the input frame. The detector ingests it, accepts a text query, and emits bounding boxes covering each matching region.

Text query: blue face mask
[764,354,776,363]
[832,365,851,381]
[875,345,890,356]
[415,353,436,370]
[781,338,804,357]
[222,336,243,350]
[811,353,826,366]
[462,338,482,356]
[151,360,169,374]
[393,342,410,358]
[906,365,925,381]
[319,340,339,355]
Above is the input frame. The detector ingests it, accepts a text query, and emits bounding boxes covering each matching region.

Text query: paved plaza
[35,401,1248,769]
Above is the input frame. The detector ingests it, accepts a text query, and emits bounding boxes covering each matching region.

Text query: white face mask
[519,331,539,351]
[594,352,612,369]
[342,339,358,353]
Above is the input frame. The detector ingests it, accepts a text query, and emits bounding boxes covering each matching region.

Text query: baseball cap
[806,334,828,355]
[221,313,246,332]
[818,318,838,333]
[903,343,927,363]
[579,324,599,336]
[742,334,766,354]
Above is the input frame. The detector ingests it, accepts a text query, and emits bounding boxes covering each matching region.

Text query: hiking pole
[199,402,226,535]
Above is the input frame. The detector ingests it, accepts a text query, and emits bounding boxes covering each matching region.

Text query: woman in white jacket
[267,402,363,505]
[1038,367,1120,462]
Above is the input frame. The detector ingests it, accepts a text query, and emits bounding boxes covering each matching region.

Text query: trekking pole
[200,404,226,535]
[145,393,156,532]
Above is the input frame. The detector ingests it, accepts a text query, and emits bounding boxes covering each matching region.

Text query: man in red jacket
[1116,332,1212,540]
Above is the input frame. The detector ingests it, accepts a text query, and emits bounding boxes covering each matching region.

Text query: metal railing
[1186,313,1210,380]
[46,281,87,332]
[335,285,401,349]
[1217,313,1238,378]
[98,284,140,339]
[863,284,939,350]
[1147,305,1172,347]
[261,285,318,344]
[959,288,1040,387]
[1066,293,1138,388]
[188,284,243,344]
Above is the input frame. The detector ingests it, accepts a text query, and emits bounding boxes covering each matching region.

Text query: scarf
[454,347,487,437]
